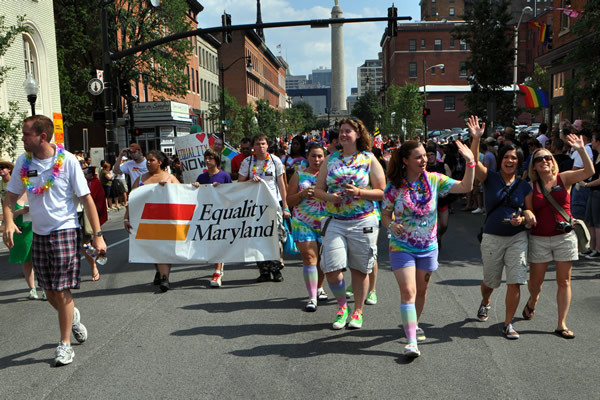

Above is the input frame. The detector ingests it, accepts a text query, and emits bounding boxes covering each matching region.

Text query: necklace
[252,153,270,177]
[337,151,359,167]
[21,144,65,194]
[401,171,433,217]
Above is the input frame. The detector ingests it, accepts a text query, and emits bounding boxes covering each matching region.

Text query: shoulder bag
[539,182,590,253]
[477,179,522,243]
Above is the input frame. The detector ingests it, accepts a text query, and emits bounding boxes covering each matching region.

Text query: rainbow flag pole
[518,84,550,108]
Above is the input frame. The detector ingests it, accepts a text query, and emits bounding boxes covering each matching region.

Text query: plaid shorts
[32,228,82,291]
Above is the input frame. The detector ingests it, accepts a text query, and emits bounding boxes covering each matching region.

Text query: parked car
[428,129,451,138]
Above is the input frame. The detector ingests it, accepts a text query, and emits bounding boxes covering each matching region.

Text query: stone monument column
[331,0,346,112]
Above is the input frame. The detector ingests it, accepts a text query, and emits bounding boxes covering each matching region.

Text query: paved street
[1,208,600,399]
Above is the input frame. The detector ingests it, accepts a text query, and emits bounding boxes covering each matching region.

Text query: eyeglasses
[533,155,553,164]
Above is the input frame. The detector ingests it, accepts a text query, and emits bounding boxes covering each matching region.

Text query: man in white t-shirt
[239,134,290,283]
[2,115,106,367]
[571,127,594,220]
[536,122,549,149]
[114,143,148,187]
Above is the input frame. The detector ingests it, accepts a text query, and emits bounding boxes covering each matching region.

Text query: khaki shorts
[528,231,578,263]
[320,214,378,275]
[480,230,528,288]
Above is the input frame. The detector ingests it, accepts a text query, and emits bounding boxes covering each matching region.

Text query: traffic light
[388,6,398,37]
[423,108,431,116]
[134,128,142,137]
[120,79,131,98]
[221,12,232,43]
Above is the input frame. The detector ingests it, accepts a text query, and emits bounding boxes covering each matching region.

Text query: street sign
[221,120,233,124]
[88,78,104,95]
[53,112,64,144]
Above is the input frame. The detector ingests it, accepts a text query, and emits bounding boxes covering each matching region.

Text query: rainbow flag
[221,144,239,161]
[528,22,547,43]
[518,84,550,108]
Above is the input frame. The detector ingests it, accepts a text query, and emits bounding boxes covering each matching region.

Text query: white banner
[128,181,280,264]
[174,133,210,183]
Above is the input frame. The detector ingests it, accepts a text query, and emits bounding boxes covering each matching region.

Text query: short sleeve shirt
[571,143,593,169]
[383,172,456,252]
[120,159,148,183]
[482,170,532,236]
[7,146,90,235]
[195,170,232,184]
[239,154,285,201]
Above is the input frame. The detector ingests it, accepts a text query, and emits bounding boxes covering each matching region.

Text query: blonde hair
[528,148,558,183]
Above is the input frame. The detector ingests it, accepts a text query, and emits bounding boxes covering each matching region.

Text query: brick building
[219,29,287,113]
[381,20,470,130]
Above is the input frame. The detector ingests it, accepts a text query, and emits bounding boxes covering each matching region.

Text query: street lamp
[219,55,252,142]
[423,61,444,136]
[513,6,533,116]
[23,73,39,116]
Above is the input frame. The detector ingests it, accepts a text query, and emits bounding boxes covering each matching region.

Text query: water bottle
[83,243,108,265]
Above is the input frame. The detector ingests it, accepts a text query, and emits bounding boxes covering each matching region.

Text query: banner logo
[135,203,196,241]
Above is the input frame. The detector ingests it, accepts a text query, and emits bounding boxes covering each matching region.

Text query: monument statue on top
[331,0,346,113]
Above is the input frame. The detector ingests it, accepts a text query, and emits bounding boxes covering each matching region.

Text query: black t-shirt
[553,153,573,172]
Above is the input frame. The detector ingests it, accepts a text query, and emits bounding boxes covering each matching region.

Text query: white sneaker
[317,288,328,301]
[210,271,223,287]
[304,299,317,312]
[404,344,421,358]
[72,307,88,343]
[416,326,426,342]
[54,341,74,366]
[471,208,484,214]
[28,288,39,300]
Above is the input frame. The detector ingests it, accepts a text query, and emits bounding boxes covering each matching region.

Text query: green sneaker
[332,306,350,330]
[345,286,353,298]
[348,311,363,329]
[365,290,378,305]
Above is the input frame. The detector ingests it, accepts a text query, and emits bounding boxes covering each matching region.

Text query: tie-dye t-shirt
[282,155,308,173]
[383,171,457,252]
[325,150,376,220]
[293,169,327,229]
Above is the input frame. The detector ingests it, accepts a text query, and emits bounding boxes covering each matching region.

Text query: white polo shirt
[7,146,89,235]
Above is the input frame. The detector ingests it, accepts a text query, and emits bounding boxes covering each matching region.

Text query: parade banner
[128,181,280,264]
[174,133,210,183]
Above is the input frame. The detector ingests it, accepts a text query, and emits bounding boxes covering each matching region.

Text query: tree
[522,63,549,119]
[0,16,28,160]
[452,0,514,125]
[291,101,316,132]
[564,1,600,121]
[351,90,381,132]
[255,99,281,139]
[381,84,424,140]
[53,0,194,124]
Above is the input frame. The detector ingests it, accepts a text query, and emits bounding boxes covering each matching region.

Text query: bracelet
[388,221,394,229]
[124,219,129,222]
[282,208,290,213]
[466,161,476,168]
[358,189,361,197]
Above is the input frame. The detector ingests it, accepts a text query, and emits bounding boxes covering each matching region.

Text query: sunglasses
[533,154,553,164]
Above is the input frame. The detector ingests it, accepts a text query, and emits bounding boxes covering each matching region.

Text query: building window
[409,62,417,78]
[191,68,195,93]
[186,66,190,90]
[432,0,436,2]
[196,70,199,94]
[421,39,426,48]
[434,39,442,51]
[409,39,416,51]
[444,96,455,111]
[449,8,455,16]
[560,0,571,32]
[460,40,467,50]
[449,39,455,48]
[450,0,455,2]
[23,35,38,81]
[459,61,467,77]
[431,7,436,16]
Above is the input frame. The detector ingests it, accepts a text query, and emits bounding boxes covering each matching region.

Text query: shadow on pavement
[0,343,56,370]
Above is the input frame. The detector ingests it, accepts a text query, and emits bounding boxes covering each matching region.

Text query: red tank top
[530,174,571,237]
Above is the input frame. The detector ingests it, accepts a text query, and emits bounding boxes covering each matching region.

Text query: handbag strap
[538,181,572,223]
[484,178,522,224]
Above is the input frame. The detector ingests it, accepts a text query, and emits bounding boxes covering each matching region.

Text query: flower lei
[21,144,65,194]
[401,171,433,217]
[337,150,359,167]
[251,153,271,177]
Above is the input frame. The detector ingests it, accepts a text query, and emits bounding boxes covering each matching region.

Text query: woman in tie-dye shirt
[287,142,328,312]
[381,139,475,358]
[315,118,386,331]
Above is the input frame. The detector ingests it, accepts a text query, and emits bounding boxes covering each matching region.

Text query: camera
[555,220,573,233]
[125,149,132,158]
[502,208,522,224]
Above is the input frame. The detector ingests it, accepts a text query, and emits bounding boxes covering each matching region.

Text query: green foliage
[523,63,549,117]
[452,0,515,124]
[206,90,260,145]
[381,84,424,140]
[351,91,381,133]
[54,0,194,125]
[564,1,600,118]
[290,102,316,132]
[0,16,28,159]
[0,102,26,160]
[255,99,281,139]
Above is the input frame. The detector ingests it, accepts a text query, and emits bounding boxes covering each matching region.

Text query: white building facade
[1,1,62,158]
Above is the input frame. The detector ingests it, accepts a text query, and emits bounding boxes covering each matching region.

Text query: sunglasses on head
[533,154,553,164]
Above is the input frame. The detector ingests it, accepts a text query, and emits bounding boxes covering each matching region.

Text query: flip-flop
[554,329,575,339]
[522,298,535,320]
[91,269,101,282]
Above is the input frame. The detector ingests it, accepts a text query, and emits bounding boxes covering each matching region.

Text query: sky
[196,0,422,97]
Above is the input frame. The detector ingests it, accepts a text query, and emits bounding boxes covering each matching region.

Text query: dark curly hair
[147,150,170,171]
[387,140,424,188]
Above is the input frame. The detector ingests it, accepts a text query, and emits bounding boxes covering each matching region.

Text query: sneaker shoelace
[335,307,347,316]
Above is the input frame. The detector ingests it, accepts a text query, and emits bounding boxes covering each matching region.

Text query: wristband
[124,219,129,222]
[388,221,394,229]
[466,161,476,168]
[282,208,290,213]
[358,189,361,197]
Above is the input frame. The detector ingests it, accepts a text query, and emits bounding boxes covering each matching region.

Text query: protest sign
[128,181,281,264]
[174,133,210,183]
